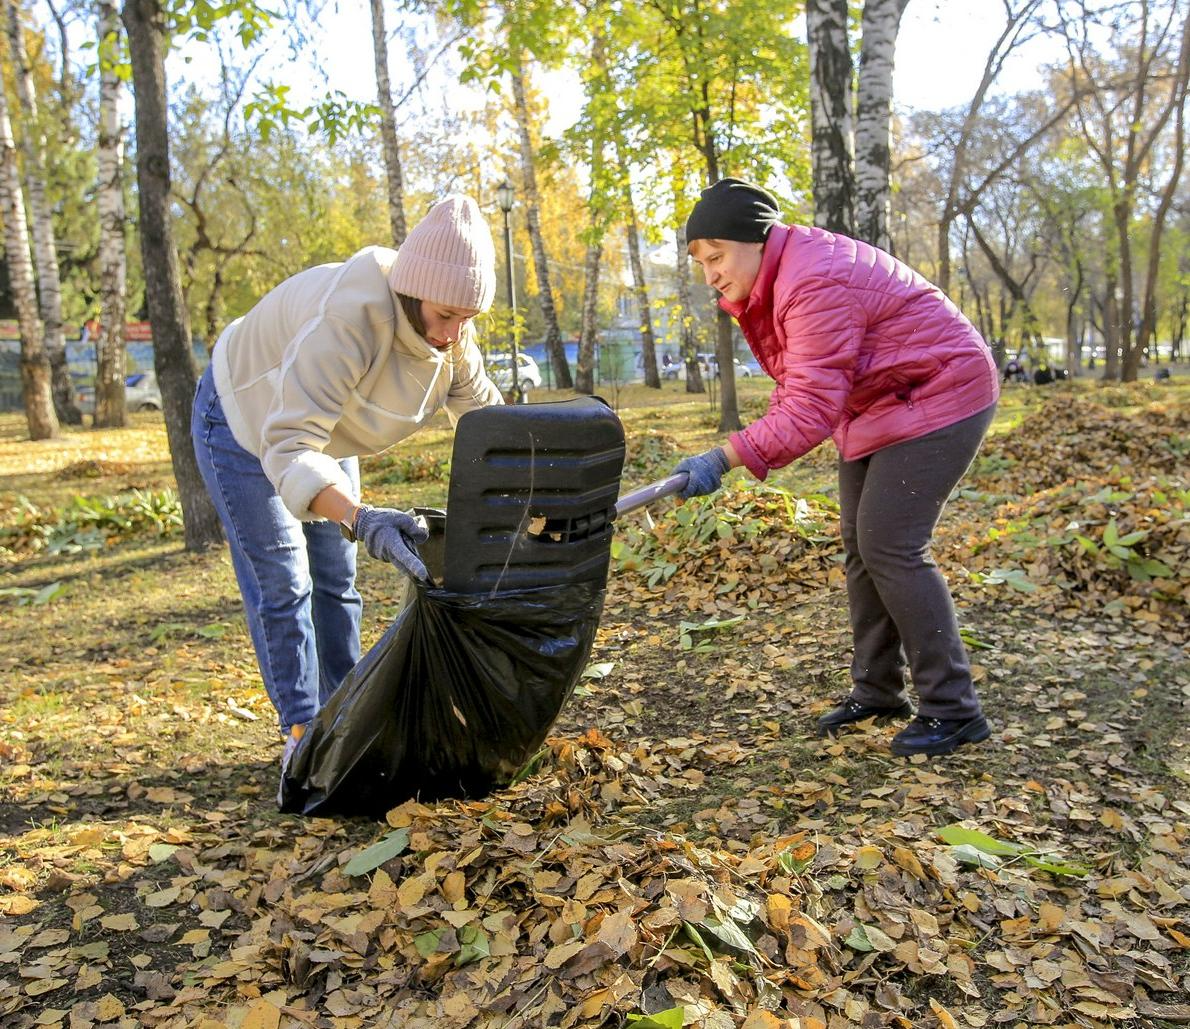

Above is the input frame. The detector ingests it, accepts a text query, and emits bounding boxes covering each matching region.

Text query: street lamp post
[495,179,520,402]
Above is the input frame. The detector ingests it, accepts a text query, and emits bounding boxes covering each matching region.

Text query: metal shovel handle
[614,472,689,519]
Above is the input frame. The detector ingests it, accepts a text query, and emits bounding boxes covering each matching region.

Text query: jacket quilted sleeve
[730,277,865,479]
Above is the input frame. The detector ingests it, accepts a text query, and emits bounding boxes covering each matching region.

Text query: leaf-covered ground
[0,379,1187,1029]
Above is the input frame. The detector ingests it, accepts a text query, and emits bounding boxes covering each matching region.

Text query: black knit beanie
[685,178,780,244]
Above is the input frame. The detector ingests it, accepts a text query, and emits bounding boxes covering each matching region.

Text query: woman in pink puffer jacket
[672,179,999,758]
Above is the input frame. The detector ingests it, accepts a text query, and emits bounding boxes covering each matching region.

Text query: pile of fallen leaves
[623,430,685,483]
[616,392,1188,622]
[53,459,137,481]
[2,391,1187,1029]
[973,394,1187,496]
[941,395,1189,618]
[614,483,843,604]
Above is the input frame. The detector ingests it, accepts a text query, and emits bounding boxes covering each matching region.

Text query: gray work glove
[354,506,430,581]
[672,447,731,499]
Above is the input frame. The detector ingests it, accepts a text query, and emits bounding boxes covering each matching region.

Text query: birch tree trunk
[613,134,658,389]
[854,0,909,249]
[94,0,127,428]
[370,0,407,245]
[0,77,55,440]
[511,58,571,388]
[123,0,223,551]
[4,0,80,423]
[675,221,704,394]
[574,160,601,396]
[625,209,659,389]
[806,0,855,233]
[574,237,602,395]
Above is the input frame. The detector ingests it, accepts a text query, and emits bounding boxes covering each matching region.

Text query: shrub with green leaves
[0,488,183,558]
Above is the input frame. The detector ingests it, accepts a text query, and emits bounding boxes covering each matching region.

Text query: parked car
[696,353,755,378]
[487,352,542,391]
[125,371,163,411]
[75,370,163,415]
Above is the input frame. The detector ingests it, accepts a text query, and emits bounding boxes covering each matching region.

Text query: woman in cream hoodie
[191,196,504,776]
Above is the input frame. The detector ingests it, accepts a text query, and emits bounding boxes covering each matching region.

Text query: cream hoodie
[211,246,503,520]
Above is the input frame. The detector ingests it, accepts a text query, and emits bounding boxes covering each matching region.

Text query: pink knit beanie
[388,196,497,312]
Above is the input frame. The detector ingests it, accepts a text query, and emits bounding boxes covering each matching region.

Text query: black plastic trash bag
[277,580,605,818]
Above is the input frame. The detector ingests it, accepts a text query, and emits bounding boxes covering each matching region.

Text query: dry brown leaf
[240,999,282,1029]
[929,997,960,1029]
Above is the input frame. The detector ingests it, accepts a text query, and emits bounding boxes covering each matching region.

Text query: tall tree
[511,58,572,388]
[0,62,55,440]
[936,0,1046,291]
[573,31,610,396]
[4,0,80,423]
[122,0,222,551]
[806,0,855,234]
[674,215,703,394]
[806,0,910,248]
[617,135,660,389]
[576,10,664,391]
[1057,0,1189,380]
[631,0,805,428]
[854,0,910,248]
[94,0,127,428]
[370,0,407,246]
[449,0,576,385]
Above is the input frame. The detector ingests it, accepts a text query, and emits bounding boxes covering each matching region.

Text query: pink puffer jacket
[724,224,999,479]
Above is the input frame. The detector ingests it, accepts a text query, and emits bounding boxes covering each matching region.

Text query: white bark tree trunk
[806,0,855,233]
[854,0,909,249]
[675,220,704,394]
[95,0,127,429]
[610,130,658,389]
[0,74,55,440]
[4,0,79,423]
[575,33,610,396]
[574,237,602,395]
[625,207,659,389]
[511,58,572,389]
[370,0,407,245]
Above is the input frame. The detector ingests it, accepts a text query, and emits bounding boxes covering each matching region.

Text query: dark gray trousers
[838,405,995,720]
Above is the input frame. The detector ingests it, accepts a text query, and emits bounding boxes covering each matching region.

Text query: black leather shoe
[890,714,991,756]
[816,697,915,736]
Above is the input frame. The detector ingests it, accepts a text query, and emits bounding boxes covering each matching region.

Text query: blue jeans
[191,368,362,732]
